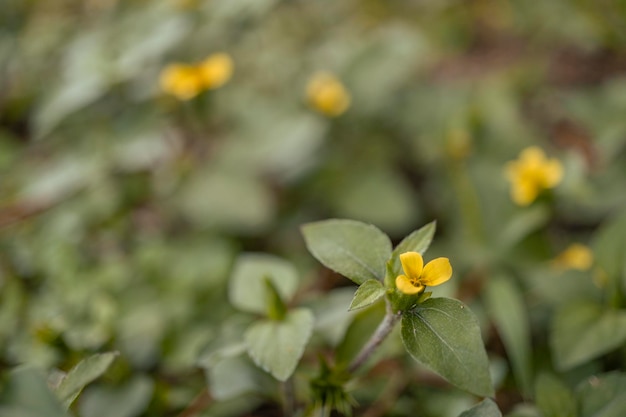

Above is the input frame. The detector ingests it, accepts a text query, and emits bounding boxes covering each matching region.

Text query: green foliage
[348,279,385,311]
[244,308,314,382]
[2,0,626,415]
[485,275,532,394]
[401,298,494,398]
[302,219,392,284]
[458,399,502,417]
[54,352,119,409]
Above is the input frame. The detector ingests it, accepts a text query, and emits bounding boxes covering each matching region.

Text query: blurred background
[2,0,626,416]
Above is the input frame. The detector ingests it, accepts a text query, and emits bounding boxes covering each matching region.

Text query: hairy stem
[348,301,400,374]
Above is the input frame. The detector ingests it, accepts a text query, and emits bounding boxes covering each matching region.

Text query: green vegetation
[2,0,626,416]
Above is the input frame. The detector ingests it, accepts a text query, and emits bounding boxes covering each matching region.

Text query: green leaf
[577,372,626,417]
[207,355,273,401]
[229,253,299,315]
[264,278,287,320]
[550,301,626,370]
[0,367,67,417]
[244,308,314,381]
[77,375,154,417]
[458,399,502,417]
[301,219,392,284]
[349,279,385,311]
[55,351,119,409]
[534,373,577,417]
[484,275,532,395]
[390,221,436,275]
[401,297,493,397]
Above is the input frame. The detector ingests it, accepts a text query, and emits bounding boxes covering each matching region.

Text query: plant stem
[348,301,400,374]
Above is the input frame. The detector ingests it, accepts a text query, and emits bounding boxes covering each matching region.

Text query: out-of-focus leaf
[577,372,626,417]
[54,351,119,409]
[551,301,626,370]
[458,398,502,417]
[484,274,532,395]
[228,253,299,315]
[301,219,391,284]
[390,221,436,275]
[78,375,154,417]
[331,169,421,235]
[401,298,494,397]
[534,373,576,417]
[308,287,357,346]
[244,308,314,381]
[0,367,67,417]
[177,171,275,234]
[207,355,271,401]
[592,211,626,292]
[349,279,385,311]
[336,301,386,366]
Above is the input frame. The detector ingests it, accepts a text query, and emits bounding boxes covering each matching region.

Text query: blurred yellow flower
[159,63,204,100]
[552,243,594,271]
[199,53,234,90]
[505,146,563,206]
[395,252,453,295]
[306,72,351,117]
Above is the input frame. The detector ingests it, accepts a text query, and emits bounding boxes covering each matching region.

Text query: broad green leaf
[207,356,273,401]
[349,279,385,311]
[458,399,502,417]
[55,351,119,409]
[77,375,154,417]
[244,308,314,381]
[551,301,626,370]
[577,372,626,417]
[229,253,299,315]
[302,219,392,284]
[401,297,493,397]
[592,211,626,292]
[534,373,577,417]
[484,275,532,395]
[0,367,67,417]
[391,221,436,274]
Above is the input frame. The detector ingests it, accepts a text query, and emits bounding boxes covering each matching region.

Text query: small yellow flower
[159,63,204,100]
[552,243,594,271]
[505,146,563,206]
[306,71,351,117]
[395,252,453,295]
[198,53,234,90]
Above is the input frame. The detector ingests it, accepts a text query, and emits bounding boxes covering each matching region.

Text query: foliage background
[1,0,626,416]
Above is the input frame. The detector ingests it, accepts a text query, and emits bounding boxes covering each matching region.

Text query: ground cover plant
[1,0,626,416]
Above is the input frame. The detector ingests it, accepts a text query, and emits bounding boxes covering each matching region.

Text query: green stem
[348,300,400,374]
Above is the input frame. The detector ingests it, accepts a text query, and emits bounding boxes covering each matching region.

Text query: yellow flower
[198,53,234,90]
[306,71,351,117]
[395,252,453,295]
[552,243,594,271]
[159,63,204,100]
[505,146,563,206]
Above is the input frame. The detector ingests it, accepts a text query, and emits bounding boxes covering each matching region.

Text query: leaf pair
[229,254,314,381]
[303,219,494,398]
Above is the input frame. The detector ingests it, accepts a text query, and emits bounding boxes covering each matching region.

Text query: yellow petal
[199,53,234,90]
[542,159,563,188]
[420,257,453,287]
[511,179,538,206]
[520,146,546,167]
[399,252,423,281]
[395,275,423,295]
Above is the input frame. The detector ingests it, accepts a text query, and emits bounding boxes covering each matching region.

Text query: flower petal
[395,275,423,295]
[542,159,563,188]
[421,257,453,287]
[399,252,423,280]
